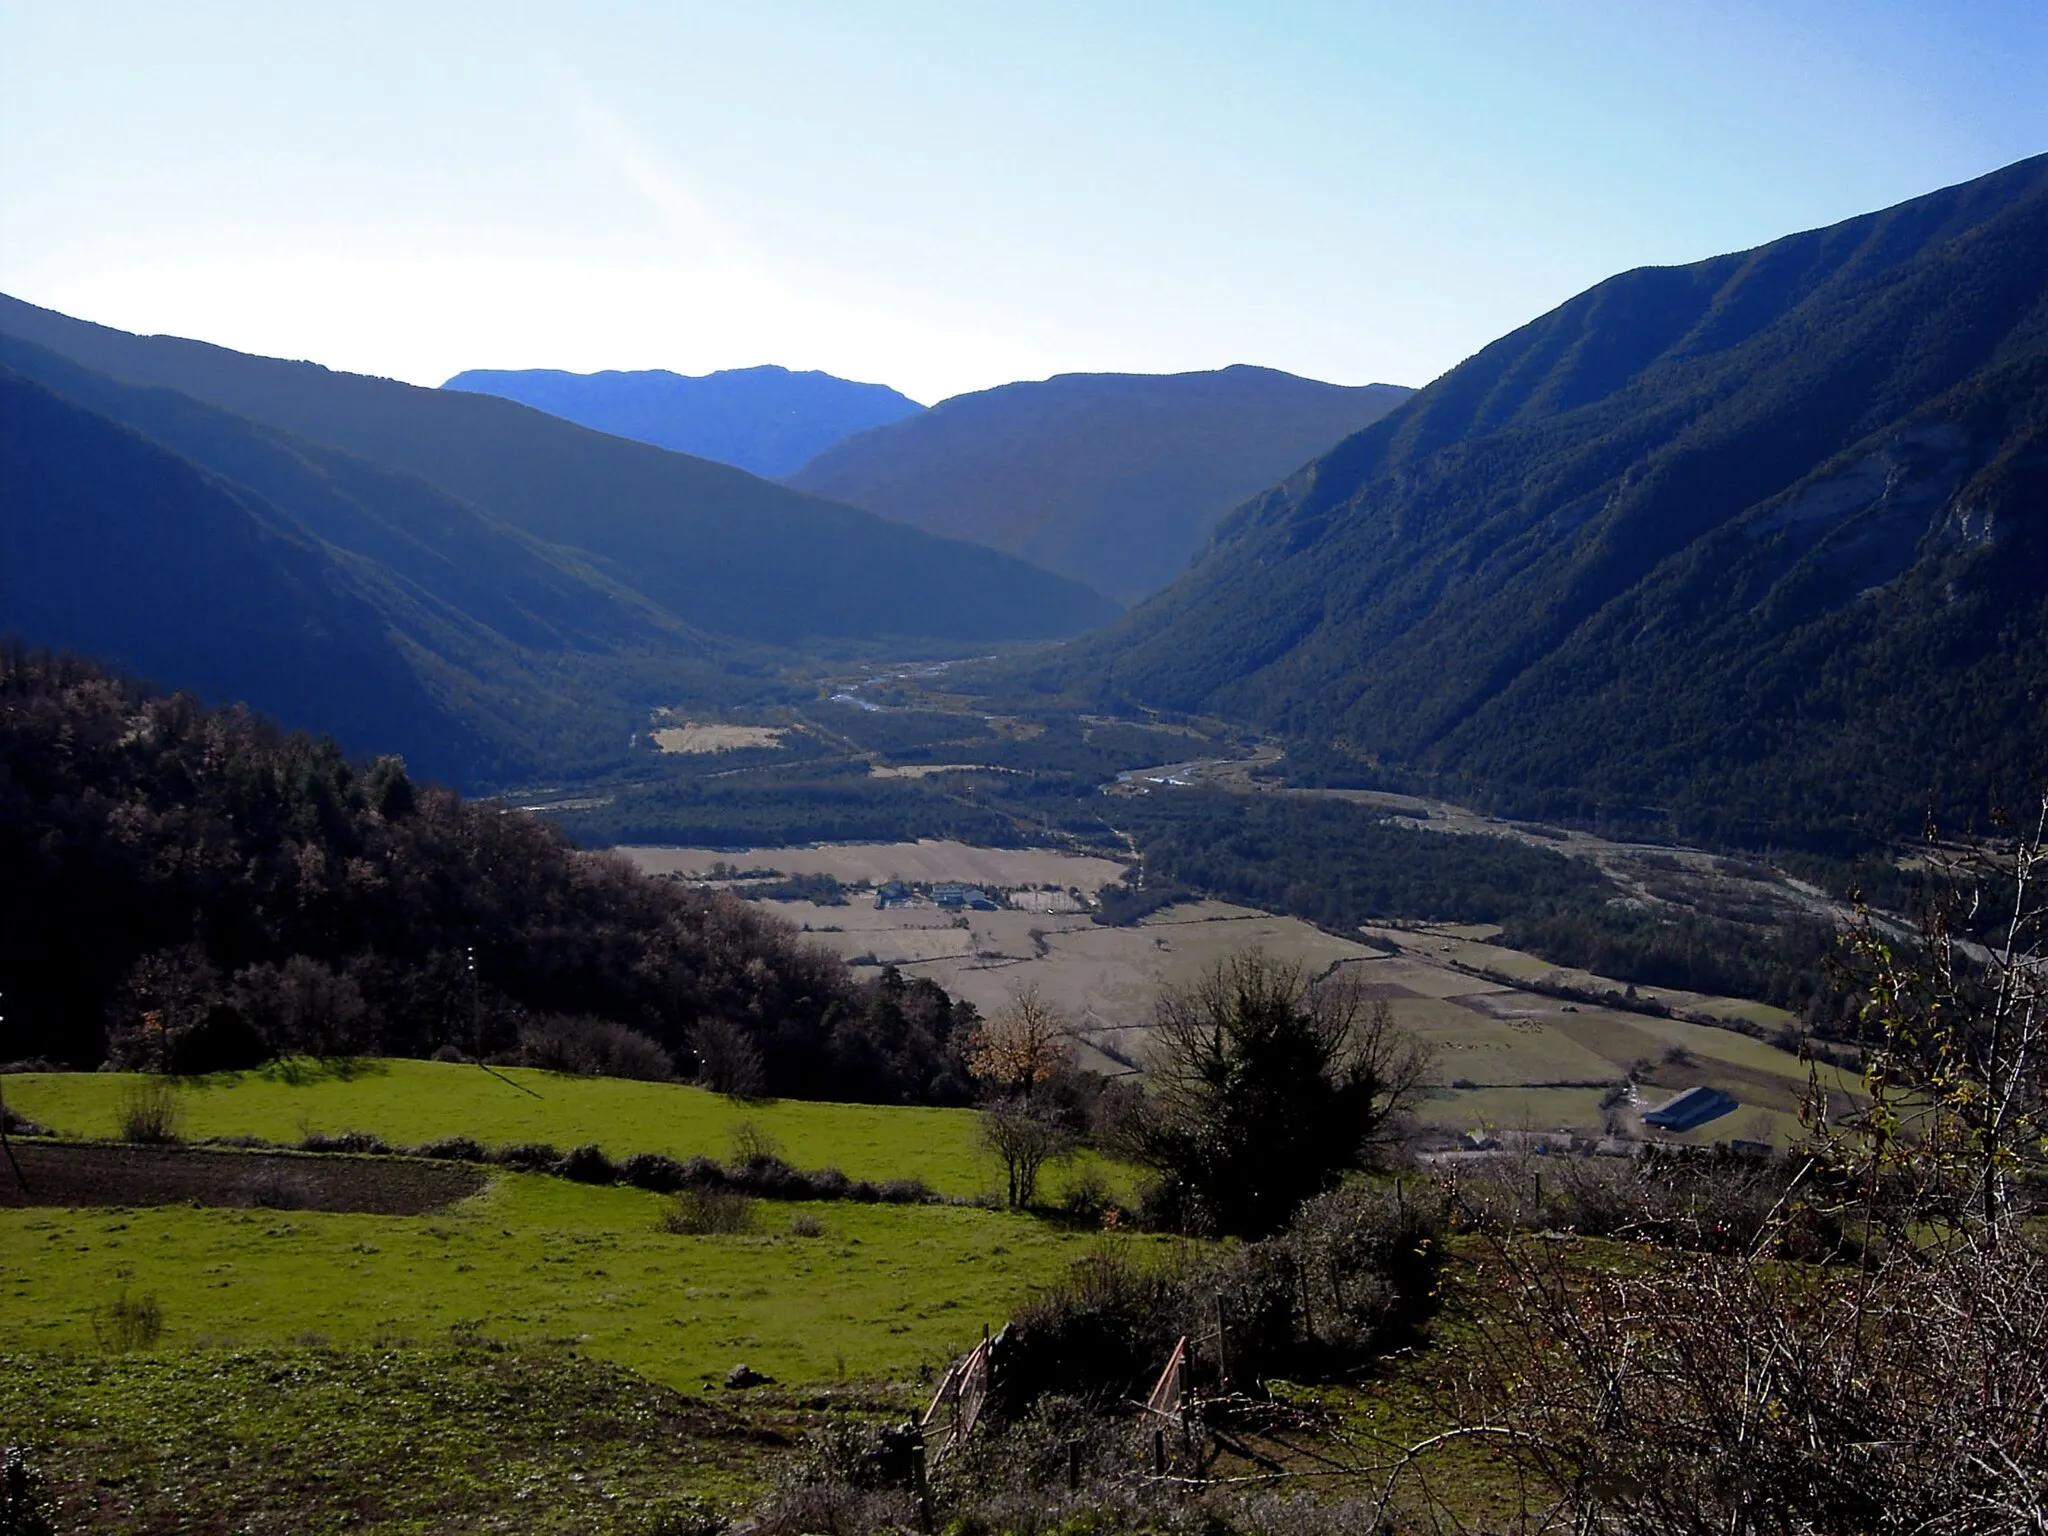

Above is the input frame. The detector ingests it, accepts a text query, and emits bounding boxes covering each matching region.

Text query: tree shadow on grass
[249,1055,388,1087]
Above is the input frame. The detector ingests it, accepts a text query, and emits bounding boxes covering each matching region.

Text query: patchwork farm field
[619,834,1837,1145]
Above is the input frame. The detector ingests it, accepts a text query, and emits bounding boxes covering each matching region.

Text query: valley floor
[623,841,1841,1148]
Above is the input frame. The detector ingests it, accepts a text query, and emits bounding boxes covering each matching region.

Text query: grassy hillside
[787,366,1410,602]
[1024,152,2048,847]
[444,363,925,477]
[0,291,1118,647]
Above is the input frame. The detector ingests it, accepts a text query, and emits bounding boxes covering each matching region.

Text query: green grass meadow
[3,1171,1152,1391]
[3,1061,1160,1390]
[6,1058,1010,1194]
[3,1062,1174,1529]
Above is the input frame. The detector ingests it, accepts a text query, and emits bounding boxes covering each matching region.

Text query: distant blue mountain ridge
[440,364,924,477]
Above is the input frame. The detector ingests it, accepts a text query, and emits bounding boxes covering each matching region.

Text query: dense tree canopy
[0,649,976,1103]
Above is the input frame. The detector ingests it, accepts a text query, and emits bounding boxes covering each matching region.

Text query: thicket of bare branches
[1460,805,2048,1535]
[979,1097,1075,1209]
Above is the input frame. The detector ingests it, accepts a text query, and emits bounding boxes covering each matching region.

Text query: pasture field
[3,1065,1164,1532]
[0,1168,1142,1391]
[781,894,1395,1072]
[6,1060,1015,1196]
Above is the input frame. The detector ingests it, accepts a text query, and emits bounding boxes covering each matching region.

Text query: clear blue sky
[2,1,2043,403]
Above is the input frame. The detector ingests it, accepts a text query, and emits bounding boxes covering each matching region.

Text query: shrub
[997,1249,1186,1412]
[659,1188,756,1235]
[553,1143,617,1184]
[92,1287,164,1351]
[1455,1148,1828,1258]
[1056,1167,1114,1223]
[803,1166,852,1200]
[788,1212,827,1238]
[979,1097,1075,1208]
[875,1177,932,1204]
[117,1077,183,1144]
[692,1017,766,1099]
[517,1015,675,1081]
[410,1135,487,1162]
[493,1141,562,1172]
[994,1182,1450,1415]
[729,1119,785,1165]
[619,1151,688,1192]
[1284,1180,1446,1358]
[1137,950,1433,1236]
[728,1153,806,1197]
[298,1129,390,1155]
[678,1154,726,1187]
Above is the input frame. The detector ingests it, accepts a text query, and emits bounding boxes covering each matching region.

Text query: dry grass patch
[649,722,788,754]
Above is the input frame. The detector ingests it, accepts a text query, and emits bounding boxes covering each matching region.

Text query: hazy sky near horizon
[2,2,2044,404]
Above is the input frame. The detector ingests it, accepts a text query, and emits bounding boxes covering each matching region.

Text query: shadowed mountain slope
[0,295,1118,645]
[0,337,752,784]
[1029,153,2048,846]
[1,335,707,661]
[442,364,924,478]
[0,369,489,781]
[786,366,1411,602]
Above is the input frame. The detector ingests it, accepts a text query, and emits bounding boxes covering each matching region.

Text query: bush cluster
[993,1180,1448,1418]
[274,1130,941,1207]
[758,1402,1391,1536]
[1453,1145,1857,1261]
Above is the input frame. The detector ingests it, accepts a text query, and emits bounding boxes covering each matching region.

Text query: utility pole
[466,948,541,1099]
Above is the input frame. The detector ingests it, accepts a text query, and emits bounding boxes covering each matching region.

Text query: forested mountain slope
[0,294,1117,645]
[787,366,1411,602]
[0,649,977,1098]
[1034,152,2048,846]
[443,364,924,477]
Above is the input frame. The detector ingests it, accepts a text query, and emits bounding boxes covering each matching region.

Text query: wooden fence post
[910,1426,932,1534]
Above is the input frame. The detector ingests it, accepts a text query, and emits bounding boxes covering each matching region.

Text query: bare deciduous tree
[690,1016,766,1100]
[979,1096,1075,1209]
[964,984,1074,1098]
